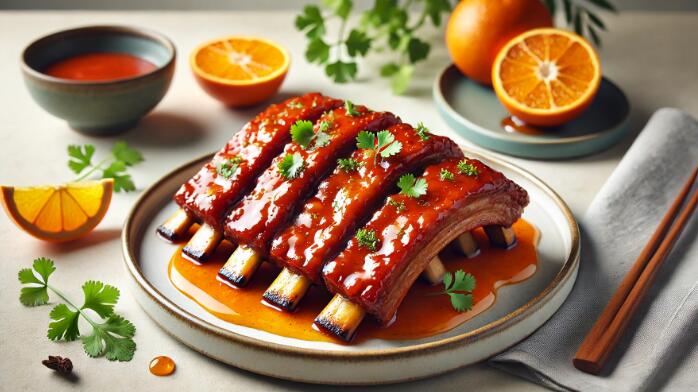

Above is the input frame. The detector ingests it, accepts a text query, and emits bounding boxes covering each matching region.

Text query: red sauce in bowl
[44,52,157,81]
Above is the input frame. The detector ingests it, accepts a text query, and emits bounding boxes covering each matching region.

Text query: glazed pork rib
[218,105,399,287]
[316,157,529,340]
[264,123,464,311]
[157,93,342,260]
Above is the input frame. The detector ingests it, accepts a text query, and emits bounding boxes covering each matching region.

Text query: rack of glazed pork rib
[158,93,529,341]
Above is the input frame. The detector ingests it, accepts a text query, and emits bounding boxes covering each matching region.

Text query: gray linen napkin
[489,108,698,392]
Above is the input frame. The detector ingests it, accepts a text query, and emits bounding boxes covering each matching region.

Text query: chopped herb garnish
[356,130,402,164]
[278,153,306,179]
[344,100,359,116]
[440,168,454,181]
[337,157,361,172]
[431,270,476,312]
[355,228,378,251]
[287,100,304,109]
[415,122,431,141]
[291,119,332,149]
[387,198,406,212]
[217,155,244,179]
[397,174,427,198]
[457,160,479,176]
[18,257,137,361]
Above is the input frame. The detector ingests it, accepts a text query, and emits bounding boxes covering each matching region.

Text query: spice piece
[42,356,73,375]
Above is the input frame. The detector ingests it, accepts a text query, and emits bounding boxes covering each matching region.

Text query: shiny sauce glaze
[224,106,399,253]
[269,123,462,283]
[173,93,342,228]
[168,219,538,343]
[323,158,528,323]
[43,52,157,81]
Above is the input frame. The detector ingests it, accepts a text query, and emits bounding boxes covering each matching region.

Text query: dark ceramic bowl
[21,25,176,135]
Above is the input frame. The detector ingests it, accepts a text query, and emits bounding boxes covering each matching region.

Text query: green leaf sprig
[337,157,362,172]
[18,258,136,361]
[440,168,454,181]
[397,173,427,198]
[356,130,402,164]
[542,0,616,46]
[278,152,306,180]
[295,0,452,94]
[291,120,333,149]
[68,141,144,192]
[217,155,244,179]
[457,160,479,176]
[431,269,476,312]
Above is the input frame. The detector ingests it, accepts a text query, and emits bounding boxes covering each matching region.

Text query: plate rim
[433,64,630,145]
[122,148,580,360]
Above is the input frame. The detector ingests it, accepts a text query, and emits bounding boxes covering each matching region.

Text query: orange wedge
[191,36,290,107]
[492,28,601,127]
[1,179,113,242]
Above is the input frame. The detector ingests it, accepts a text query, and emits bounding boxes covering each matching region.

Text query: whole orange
[446,0,553,85]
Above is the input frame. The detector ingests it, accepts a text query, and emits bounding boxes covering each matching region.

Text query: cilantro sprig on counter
[68,141,144,192]
[397,174,427,198]
[357,130,402,164]
[18,258,136,361]
[432,270,476,312]
[278,153,306,180]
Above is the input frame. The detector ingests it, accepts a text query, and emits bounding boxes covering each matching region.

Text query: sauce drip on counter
[501,116,549,136]
[168,219,539,343]
[149,356,176,376]
[44,52,157,81]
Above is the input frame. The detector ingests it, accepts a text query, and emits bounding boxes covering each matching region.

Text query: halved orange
[492,28,601,127]
[0,179,113,242]
[191,36,290,107]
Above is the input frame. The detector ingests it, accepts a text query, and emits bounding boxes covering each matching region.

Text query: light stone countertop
[0,10,697,392]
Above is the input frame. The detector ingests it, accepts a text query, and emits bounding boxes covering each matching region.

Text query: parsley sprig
[278,153,306,179]
[440,168,454,181]
[431,270,476,312]
[337,157,362,172]
[397,174,427,198]
[291,120,332,149]
[457,160,479,176]
[415,122,431,141]
[18,258,136,361]
[68,142,143,192]
[295,0,452,94]
[355,228,379,251]
[356,130,402,164]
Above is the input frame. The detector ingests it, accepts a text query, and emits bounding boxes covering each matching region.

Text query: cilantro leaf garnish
[387,198,406,212]
[397,174,427,198]
[356,130,402,164]
[217,156,244,179]
[18,257,137,361]
[278,153,306,179]
[355,228,378,251]
[440,168,454,181]
[68,142,144,192]
[344,100,359,116]
[432,270,476,312]
[457,160,479,176]
[291,120,333,149]
[291,120,315,148]
[415,122,431,141]
[337,158,361,172]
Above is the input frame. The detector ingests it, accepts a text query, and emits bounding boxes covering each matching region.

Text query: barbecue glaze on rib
[322,158,529,324]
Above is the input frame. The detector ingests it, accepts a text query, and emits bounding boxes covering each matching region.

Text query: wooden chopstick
[573,164,698,375]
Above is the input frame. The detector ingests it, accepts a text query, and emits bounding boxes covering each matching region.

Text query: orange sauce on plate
[168,219,539,343]
[501,116,548,136]
[44,52,157,81]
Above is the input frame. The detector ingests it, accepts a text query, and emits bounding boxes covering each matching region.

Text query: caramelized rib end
[182,223,223,261]
[263,268,312,311]
[218,245,263,287]
[455,231,480,258]
[157,209,194,242]
[421,256,446,285]
[484,225,517,249]
[314,295,366,341]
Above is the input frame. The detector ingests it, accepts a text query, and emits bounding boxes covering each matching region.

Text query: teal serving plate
[21,25,175,135]
[433,65,630,159]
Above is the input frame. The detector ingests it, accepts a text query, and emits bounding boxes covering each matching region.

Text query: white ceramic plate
[122,149,579,385]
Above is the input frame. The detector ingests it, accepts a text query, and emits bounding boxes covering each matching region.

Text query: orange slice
[190,36,290,107]
[492,28,601,127]
[1,179,113,242]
